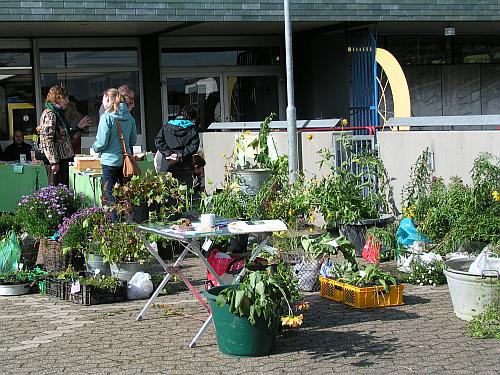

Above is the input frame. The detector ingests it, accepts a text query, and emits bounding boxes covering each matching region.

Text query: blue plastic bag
[0,231,21,273]
[397,218,430,248]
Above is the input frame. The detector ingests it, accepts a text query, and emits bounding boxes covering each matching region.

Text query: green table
[0,163,48,212]
[69,160,154,207]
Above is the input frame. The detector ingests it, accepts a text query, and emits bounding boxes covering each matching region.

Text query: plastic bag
[127,272,153,300]
[397,218,430,248]
[206,248,245,290]
[468,250,500,275]
[361,235,381,264]
[0,231,21,273]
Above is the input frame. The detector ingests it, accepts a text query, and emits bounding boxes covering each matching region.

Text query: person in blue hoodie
[93,88,137,218]
[154,106,200,187]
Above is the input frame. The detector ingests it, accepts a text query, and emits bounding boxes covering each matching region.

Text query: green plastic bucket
[205,286,277,357]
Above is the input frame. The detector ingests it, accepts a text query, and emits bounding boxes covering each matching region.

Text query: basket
[68,281,127,306]
[36,239,84,272]
[45,277,68,300]
[319,276,404,308]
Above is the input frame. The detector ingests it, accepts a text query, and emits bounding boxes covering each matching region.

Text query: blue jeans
[101,164,124,222]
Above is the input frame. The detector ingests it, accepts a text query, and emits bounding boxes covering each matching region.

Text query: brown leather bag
[116,120,141,178]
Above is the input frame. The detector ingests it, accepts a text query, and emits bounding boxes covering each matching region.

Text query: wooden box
[74,156,102,172]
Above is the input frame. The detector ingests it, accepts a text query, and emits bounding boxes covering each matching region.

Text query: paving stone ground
[0,256,498,375]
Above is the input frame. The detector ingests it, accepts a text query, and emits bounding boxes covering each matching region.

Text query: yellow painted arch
[375,48,411,129]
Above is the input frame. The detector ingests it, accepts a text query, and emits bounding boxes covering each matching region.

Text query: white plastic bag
[468,250,500,275]
[127,272,154,300]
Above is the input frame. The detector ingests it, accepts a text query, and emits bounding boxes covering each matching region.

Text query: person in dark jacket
[3,129,32,162]
[154,106,200,187]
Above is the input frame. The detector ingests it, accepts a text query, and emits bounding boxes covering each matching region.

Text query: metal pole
[284,0,298,182]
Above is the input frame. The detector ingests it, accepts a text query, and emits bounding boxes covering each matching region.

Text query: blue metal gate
[348,29,378,130]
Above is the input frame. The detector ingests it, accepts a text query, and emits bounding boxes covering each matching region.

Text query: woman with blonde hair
[92,88,137,220]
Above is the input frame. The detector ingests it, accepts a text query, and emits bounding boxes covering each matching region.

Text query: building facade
[1,1,500,151]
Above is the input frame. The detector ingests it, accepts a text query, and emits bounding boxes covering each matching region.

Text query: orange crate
[319,276,404,308]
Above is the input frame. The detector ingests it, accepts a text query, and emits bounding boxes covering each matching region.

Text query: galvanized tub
[443,257,500,321]
[0,283,31,296]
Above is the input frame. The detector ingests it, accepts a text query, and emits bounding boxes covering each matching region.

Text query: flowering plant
[14,184,84,238]
[58,207,109,253]
[406,258,446,286]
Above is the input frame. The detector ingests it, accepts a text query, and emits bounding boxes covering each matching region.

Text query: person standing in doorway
[93,88,137,221]
[154,106,199,187]
[39,85,91,186]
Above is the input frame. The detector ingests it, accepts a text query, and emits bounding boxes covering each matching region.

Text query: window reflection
[0,51,31,68]
[162,47,280,67]
[227,76,279,122]
[0,74,34,141]
[40,49,138,69]
[166,77,221,131]
[40,72,141,145]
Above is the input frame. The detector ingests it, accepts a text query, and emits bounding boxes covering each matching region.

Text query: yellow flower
[493,191,500,201]
[296,302,310,311]
[229,181,240,192]
[281,314,303,328]
[288,208,295,216]
[341,118,348,126]
[306,134,313,141]
[207,178,213,185]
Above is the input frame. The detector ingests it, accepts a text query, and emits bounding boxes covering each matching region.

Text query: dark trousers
[45,159,70,186]
[101,164,124,222]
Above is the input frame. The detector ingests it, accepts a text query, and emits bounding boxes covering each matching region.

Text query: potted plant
[113,170,187,223]
[69,274,126,305]
[13,184,84,272]
[229,113,279,196]
[311,133,393,256]
[94,222,150,282]
[320,262,404,308]
[294,233,356,292]
[205,262,304,357]
[0,270,32,296]
[58,207,111,275]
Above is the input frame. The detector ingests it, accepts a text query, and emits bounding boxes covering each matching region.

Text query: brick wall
[1,1,500,22]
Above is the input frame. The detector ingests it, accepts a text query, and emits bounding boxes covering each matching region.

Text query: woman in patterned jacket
[39,85,90,186]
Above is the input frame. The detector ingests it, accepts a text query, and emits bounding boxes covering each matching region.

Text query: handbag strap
[115,120,129,156]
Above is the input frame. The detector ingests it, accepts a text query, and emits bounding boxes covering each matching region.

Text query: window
[161,47,280,68]
[39,48,141,151]
[0,50,34,141]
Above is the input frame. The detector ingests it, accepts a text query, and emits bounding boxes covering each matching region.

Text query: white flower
[429,280,433,284]
[417,279,420,283]
[419,283,423,286]
[359,270,367,277]
[428,270,432,274]
[433,283,436,286]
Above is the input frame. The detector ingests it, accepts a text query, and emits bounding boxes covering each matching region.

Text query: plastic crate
[45,277,68,300]
[68,281,127,306]
[319,276,404,308]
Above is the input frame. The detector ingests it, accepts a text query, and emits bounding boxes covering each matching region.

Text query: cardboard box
[74,156,102,172]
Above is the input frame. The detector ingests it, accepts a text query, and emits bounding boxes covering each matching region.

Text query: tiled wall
[1,1,500,22]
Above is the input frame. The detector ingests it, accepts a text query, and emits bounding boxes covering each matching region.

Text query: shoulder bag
[116,120,141,178]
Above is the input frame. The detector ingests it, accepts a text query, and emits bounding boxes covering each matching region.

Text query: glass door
[162,74,222,132]
[222,73,281,122]
[161,71,283,129]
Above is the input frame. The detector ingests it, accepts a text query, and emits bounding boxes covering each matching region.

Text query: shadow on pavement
[402,294,432,305]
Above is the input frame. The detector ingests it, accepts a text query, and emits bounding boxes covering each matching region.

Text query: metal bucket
[0,283,31,296]
[232,169,271,197]
[444,257,500,321]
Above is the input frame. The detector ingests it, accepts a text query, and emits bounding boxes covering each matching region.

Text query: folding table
[135,219,286,348]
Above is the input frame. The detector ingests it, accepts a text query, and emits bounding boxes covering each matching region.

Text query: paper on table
[227,220,287,234]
